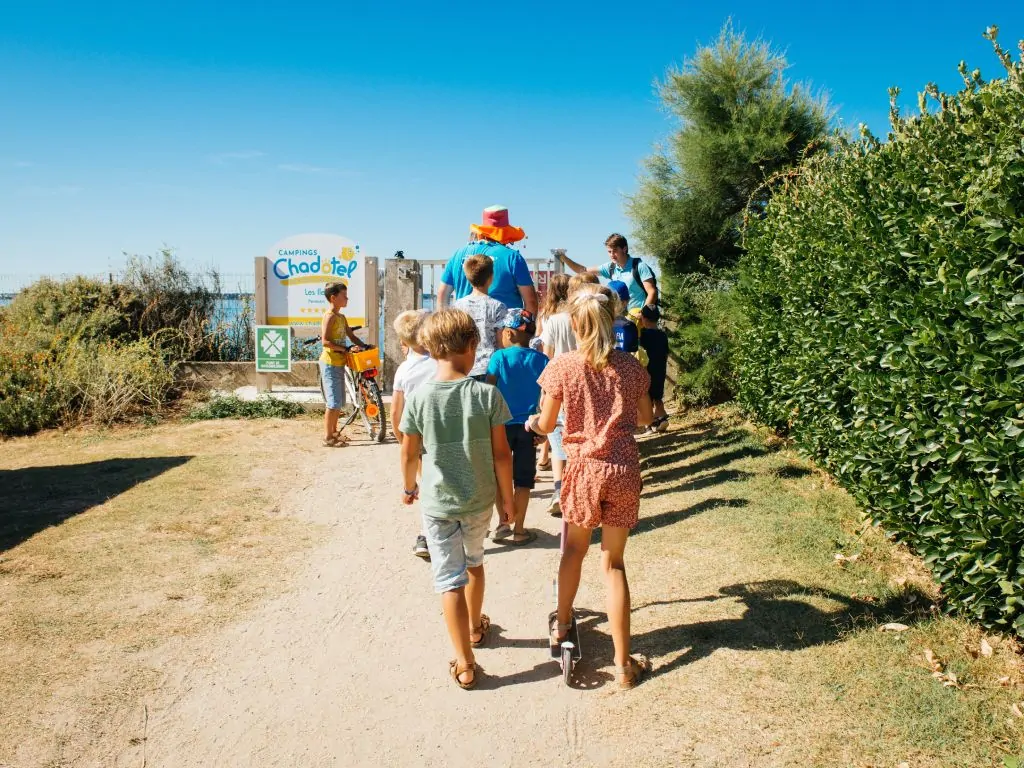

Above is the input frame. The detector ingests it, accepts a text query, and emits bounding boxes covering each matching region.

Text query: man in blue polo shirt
[557,233,658,312]
[436,206,538,316]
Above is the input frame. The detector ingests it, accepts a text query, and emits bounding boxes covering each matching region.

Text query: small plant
[184,395,305,421]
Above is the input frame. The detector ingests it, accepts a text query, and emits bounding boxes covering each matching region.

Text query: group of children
[385,251,668,691]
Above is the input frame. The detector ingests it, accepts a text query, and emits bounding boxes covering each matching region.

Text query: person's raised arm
[555,250,601,276]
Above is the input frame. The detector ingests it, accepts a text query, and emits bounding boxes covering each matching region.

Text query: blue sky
[1,1,1022,285]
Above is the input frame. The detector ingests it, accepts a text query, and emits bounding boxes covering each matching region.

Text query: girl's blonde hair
[569,285,616,371]
[568,272,600,298]
[541,273,571,317]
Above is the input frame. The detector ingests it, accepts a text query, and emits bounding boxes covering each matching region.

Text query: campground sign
[261,233,366,329]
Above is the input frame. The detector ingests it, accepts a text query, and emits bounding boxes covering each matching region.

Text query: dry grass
[583,406,1024,768]
[0,418,321,766]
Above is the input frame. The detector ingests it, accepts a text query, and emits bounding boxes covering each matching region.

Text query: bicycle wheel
[360,378,387,443]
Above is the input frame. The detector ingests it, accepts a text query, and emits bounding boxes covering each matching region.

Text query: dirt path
[115,438,616,768]
[13,415,1014,767]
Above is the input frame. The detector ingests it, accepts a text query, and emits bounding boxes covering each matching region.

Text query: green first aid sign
[255,326,292,373]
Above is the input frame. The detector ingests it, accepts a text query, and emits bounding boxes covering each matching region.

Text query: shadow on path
[0,456,193,552]
[633,579,930,679]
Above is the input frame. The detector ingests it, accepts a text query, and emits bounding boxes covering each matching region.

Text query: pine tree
[627,22,831,405]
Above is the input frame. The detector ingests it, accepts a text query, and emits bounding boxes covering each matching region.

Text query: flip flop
[508,529,537,546]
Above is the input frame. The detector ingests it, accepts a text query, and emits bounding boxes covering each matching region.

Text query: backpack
[613,318,639,353]
[607,257,659,306]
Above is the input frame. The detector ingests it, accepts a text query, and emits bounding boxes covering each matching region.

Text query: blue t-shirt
[597,256,656,311]
[485,345,548,424]
[441,241,535,309]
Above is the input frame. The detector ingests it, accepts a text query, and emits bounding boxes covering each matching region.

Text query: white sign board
[264,233,365,328]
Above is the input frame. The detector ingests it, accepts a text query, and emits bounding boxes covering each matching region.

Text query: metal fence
[416,257,565,310]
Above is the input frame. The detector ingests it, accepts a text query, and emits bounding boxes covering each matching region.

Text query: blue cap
[607,280,630,303]
[502,308,535,331]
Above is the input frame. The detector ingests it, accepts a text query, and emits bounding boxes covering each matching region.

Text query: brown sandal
[449,659,478,690]
[615,655,651,689]
[470,614,491,647]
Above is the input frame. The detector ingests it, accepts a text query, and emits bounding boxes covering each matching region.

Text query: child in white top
[390,309,439,560]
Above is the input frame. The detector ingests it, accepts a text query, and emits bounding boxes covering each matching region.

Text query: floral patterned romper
[537,350,650,529]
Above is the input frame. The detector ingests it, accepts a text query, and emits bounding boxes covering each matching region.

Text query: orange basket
[347,347,380,373]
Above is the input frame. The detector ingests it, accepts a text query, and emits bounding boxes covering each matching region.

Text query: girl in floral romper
[527,284,654,688]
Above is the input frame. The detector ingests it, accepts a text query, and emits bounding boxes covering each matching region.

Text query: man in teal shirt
[557,233,658,311]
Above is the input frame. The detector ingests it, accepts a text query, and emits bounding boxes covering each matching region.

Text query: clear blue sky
[1,1,1022,284]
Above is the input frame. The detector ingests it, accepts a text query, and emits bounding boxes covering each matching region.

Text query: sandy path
[120,440,609,768]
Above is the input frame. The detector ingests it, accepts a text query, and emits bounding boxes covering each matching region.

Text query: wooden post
[364,256,379,349]
[253,256,271,393]
[382,258,421,393]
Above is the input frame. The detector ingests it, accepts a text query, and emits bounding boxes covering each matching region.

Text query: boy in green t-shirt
[399,308,515,690]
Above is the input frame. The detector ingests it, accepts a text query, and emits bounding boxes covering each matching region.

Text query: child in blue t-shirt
[486,308,548,545]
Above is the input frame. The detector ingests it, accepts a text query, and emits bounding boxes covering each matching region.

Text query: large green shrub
[665,272,742,405]
[738,32,1024,633]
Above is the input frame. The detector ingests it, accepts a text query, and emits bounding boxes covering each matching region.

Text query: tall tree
[626,22,831,405]
[629,22,831,275]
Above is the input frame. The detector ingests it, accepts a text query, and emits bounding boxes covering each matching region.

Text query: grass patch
[0,419,318,765]
[606,406,1024,767]
[184,394,305,421]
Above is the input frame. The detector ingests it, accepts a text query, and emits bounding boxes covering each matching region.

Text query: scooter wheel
[561,644,574,686]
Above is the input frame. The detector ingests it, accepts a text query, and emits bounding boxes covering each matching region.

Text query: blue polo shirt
[441,241,535,309]
[597,257,656,310]
[486,345,548,424]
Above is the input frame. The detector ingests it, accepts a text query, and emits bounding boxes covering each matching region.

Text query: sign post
[255,326,292,373]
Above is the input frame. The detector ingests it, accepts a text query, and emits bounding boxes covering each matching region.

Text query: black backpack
[607,257,658,305]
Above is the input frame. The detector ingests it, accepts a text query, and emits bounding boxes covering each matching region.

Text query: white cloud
[12,160,33,168]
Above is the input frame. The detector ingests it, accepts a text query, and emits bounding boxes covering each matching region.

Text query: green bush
[185,395,305,421]
[738,33,1024,634]
[664,272,742,406]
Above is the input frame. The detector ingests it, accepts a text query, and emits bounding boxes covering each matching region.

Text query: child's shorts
[562,459,642,530]
[422,510,490,593]
[547,411,567,462]
[319,361,346,410]
[506,423,536,489]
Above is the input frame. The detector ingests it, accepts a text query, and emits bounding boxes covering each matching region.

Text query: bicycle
[303,329,388,443]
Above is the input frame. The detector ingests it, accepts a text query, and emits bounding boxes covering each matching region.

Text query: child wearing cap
[486,309,549,545]
[639,305,670,432]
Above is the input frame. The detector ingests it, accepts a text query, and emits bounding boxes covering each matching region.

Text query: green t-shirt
[400,377,512,519]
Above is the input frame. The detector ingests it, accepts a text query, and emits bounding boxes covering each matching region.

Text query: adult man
[557,233,658,312]
[437,206,538,316]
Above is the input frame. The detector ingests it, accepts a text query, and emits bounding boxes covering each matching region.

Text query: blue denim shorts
[319,361,346,411]
[548,410,568,462]
[422,510,490,593]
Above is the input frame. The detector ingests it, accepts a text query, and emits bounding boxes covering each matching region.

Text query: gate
[381,252,565,392]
